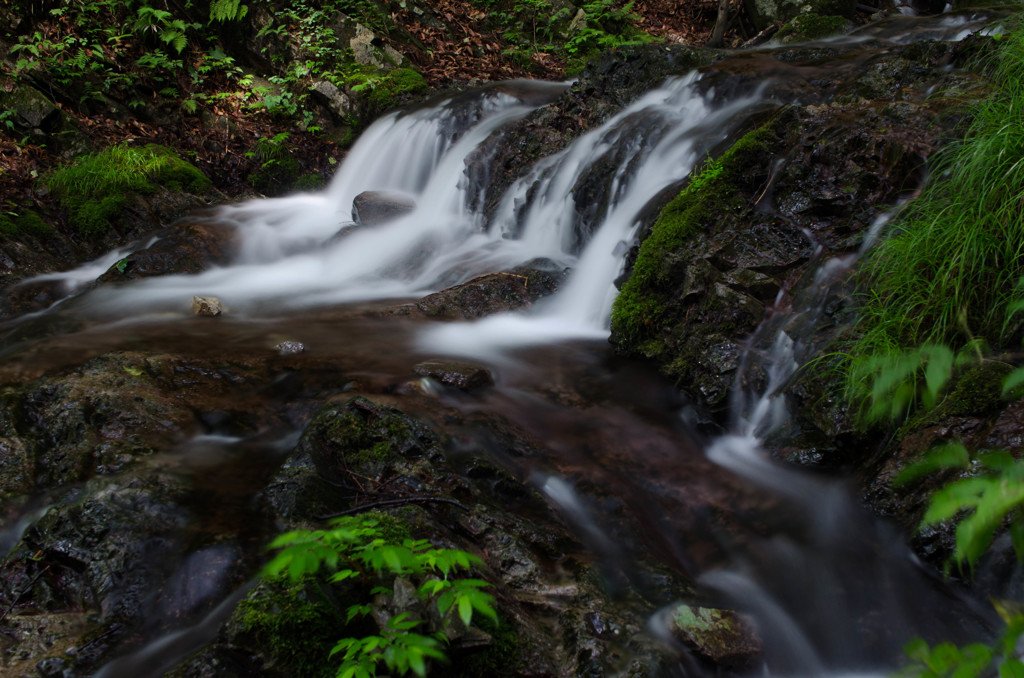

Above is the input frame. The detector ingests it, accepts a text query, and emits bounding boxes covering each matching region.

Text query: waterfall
[418,73,771,359]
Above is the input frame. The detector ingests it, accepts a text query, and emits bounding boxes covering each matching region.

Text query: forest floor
[0,0,726,218]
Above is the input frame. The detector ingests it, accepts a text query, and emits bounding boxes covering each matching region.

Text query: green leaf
[458,595,473,626]
[896,442,970,486]
[1000,661,1024,678]
[1003,366,1024,395]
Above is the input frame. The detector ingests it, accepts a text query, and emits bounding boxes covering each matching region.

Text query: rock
[348,22,405,69]
[99,221,236,283]
[312,79,354,118]
[351,190,416,225]
[192,295,223,317]
[415,267,564,320]
[273,341,306,356]
[671,605,762,669]
[297,396,444,487]
[413,359,494,391]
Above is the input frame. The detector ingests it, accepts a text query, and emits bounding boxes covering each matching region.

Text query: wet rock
[13,353,196,491]
[351,190,417,225]
[297,396,444,488]
[192,296,224,317]
[415,267,564,320]
[413,359,494,391]
[0,472,191,629]
[670,605,762,669]
[99,221,236,282]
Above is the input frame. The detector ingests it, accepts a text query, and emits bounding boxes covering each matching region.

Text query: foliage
[470,0,657,71]
[897,443,1024,570]
[265,514,498,678]
[849,343,980,424]
[850,21,1024,368]
[896,616,1024,678]
[210,0,249,22]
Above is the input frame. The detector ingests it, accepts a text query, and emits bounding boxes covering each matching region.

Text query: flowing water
[0,11,1011,677]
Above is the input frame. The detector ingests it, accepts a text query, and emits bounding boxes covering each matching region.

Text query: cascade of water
[418,74,772,359]
[694,209,992,676]
[74,84,566,317]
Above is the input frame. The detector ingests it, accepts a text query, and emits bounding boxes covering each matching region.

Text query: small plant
[896,616,1024,678]
[265,514,498,678]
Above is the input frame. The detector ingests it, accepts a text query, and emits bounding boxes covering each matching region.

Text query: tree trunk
[707,0,732,47]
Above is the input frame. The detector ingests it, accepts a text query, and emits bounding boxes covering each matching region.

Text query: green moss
[45,144,211,237]
[776,14,850,43]
[365,67,428,113]
[610,123,776,354]
[233,578,352,678]
[15,209,55,238]
[0,210,53,239]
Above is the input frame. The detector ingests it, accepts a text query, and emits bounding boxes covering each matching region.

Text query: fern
[210,0,248,22]
[265,514,498,677]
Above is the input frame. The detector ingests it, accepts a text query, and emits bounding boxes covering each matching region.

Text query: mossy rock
[353,67,429,121]
[297,396,443,487]
[610,121,778,360]
[228,578,356,678]
[775,14,852,43]
[45,144,211,237]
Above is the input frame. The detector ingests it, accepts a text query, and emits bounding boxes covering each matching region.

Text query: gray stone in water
[192,295,223,317]
[352,190,416,226]
[413,359,494,391]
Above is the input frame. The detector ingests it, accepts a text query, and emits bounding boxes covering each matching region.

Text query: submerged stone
[413,359,494,391]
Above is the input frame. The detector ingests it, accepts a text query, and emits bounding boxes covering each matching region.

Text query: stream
[0,11,1012,677]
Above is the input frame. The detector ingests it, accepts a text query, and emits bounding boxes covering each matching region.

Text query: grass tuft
[850,20,1024,377]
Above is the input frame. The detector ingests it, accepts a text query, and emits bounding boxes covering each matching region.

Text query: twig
[316,497,472,520]
[0,565,50,624]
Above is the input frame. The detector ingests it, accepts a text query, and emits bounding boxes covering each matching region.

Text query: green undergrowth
[470,0,658,73]
[610,123,776,356]
[848,19,1024,406]
[45,144,210,236]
